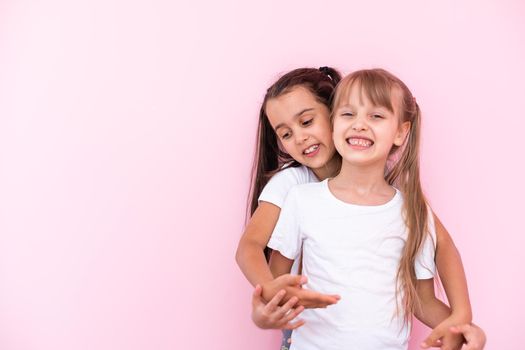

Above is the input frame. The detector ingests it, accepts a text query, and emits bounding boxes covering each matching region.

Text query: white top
[258,165,318,275]
[259,165,318,208]
[267,180,436,350]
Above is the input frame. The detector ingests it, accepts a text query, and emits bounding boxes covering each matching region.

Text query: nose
[294,129,309,144]
[351,116,368,132]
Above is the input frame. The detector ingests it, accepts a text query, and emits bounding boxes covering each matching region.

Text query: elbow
[235,241,243,267]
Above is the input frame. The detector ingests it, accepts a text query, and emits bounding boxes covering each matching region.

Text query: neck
[311,156,341,181]
[332,159,390,193]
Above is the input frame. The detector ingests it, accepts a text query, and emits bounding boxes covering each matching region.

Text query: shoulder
[271,164,314,184]
[287,180,326,200]
[259,165,316,208]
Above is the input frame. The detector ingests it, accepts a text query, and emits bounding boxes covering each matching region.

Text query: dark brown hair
[332,68,430,324]
[247,67,342,218]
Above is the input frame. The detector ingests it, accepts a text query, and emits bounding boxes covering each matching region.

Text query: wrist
[260,278,280,302]
[449,309,472,324]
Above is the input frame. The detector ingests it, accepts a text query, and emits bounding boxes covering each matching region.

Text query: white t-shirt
[259,165,317,274]
[259,165,318,207]
[267,180,436,350]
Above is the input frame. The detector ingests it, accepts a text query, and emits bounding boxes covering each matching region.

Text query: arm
[235,201,338,307]
[419,213,474,349]
[434,213,472,322]
[415,278,452,327]
[235,201,280,287]
[417,279,465,349]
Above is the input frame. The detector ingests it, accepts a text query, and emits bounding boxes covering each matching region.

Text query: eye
[341,112,354,117]
[281,132,291,140]
[371,114,384,119]
[301,118,313,126]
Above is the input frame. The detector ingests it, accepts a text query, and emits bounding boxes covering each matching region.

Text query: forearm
[416,278,455,328]
[415,295,451,328]
[236,239,274,286]
[235,202,282,286]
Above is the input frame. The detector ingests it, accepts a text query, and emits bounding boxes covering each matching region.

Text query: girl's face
[265,86,336,172]
[332,85,410,167]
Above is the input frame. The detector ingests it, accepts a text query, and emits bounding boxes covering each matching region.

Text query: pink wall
[0,0,523,349]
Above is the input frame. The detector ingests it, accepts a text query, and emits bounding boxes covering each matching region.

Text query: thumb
[420,328,443,348]
[252,285,263,307]
[281,274,308,286]
[449,323,472,335]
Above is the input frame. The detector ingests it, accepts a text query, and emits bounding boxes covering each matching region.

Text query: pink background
[0,0,523,349]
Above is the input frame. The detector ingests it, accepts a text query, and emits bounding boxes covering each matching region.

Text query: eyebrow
[274,108,315,131]
[337,104,388,112]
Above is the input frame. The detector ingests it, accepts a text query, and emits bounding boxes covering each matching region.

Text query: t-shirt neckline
[323,178,401,210]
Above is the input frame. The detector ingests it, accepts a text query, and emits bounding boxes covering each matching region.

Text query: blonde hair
[332,68,430,324]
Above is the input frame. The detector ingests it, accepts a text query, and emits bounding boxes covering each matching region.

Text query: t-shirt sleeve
[267,187,303,260]
[414,206,437,280]
[258,166,304,208]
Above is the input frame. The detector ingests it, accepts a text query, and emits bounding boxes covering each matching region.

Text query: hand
[421,321,464,350]
[251,284,305,330]
[261,274,340,309]
[450,323,486,350]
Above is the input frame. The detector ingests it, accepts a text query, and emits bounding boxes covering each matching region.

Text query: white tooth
[306,145,318,154]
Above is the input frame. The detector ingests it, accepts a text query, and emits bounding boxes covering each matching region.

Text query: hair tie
[319,66,332,79]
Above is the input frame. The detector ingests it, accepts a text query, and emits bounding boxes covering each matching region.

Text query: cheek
[277,139,296,156]
[283,143,299,156]
[331,118,345,140]
[331,121,347,152]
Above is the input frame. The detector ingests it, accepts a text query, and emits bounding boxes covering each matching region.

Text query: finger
[281,305,305,325]
[283,319,305,330]
[251,285,264,308]
[274,296,300,319]
[298,290,340,308]
[280,274,308,286]
[451,324,485,350]
[420,339,442,349]
[264,289,286,313]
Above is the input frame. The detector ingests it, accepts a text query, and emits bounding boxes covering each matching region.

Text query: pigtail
[386,101,429,325]
[247,106,297,218]
[245,67,341,260]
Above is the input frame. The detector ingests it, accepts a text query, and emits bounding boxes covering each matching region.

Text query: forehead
[267,86,318,109]
[265,86,323,122]
[336,79,403,113]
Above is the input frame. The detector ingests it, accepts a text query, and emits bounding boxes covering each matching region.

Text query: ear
[394,121,411,146]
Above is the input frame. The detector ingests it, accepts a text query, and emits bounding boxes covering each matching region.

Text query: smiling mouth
[346,137,374,148]
[303,144,319,155]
